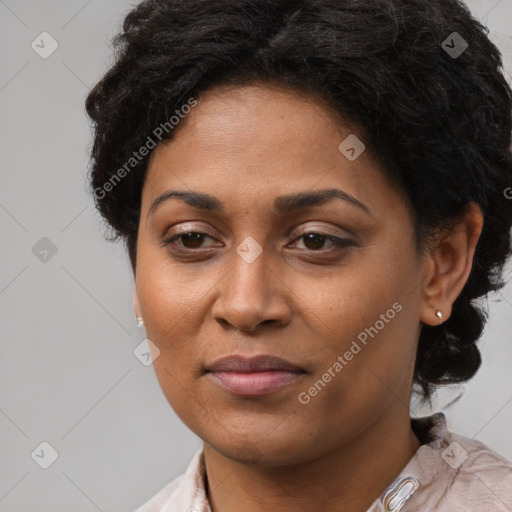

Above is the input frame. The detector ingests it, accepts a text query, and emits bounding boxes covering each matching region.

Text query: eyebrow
[147,188,373,218]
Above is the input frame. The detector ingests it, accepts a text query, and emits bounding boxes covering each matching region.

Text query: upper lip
[205,355,305,373]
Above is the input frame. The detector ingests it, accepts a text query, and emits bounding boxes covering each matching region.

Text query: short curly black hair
[85,0,512,401]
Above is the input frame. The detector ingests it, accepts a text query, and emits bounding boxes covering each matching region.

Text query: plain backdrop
[1,0,511,511]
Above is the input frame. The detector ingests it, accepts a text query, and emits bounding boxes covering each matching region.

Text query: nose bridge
[228,239,272,304]
[212,238,290,331]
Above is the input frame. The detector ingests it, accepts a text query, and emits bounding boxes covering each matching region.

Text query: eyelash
[161,229,353,252]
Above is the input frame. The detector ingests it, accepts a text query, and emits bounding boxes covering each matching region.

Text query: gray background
[0,1,511,510]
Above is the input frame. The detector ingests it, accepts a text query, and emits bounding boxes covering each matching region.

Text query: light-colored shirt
[134,412,512,511]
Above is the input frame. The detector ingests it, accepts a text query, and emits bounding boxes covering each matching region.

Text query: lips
[206,354,304,373]
[205,355,306,396]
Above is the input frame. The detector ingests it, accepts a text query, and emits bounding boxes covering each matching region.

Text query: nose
[211,244,292,333]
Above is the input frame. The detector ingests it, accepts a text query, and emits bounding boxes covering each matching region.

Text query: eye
[161,230,221,249]
[161,228,353,253]
[290,231,353,251]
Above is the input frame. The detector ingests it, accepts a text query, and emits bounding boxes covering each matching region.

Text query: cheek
[291,242,418,348]
[290,301,418,450]
[136,251,214,336]
[289,246,420,406]
[135,261,204,397]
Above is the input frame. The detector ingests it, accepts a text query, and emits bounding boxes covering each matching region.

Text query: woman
[85,0,512,510]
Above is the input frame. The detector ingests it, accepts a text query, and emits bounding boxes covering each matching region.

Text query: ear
[419,202,483,326]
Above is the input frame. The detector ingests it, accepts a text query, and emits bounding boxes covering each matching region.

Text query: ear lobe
[419,202,483,326]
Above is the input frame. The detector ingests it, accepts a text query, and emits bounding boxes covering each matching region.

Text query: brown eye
[162,230,220,250]
[180,232,207,248]
[291,231,353,251]
[303,233,328,250]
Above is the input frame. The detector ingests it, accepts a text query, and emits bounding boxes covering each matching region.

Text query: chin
[202,423,319,467]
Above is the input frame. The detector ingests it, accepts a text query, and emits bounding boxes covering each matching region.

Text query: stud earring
[435,310,443,320]
[137,316,144,328]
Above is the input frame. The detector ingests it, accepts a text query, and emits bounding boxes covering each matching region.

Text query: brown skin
[133,84,483,512]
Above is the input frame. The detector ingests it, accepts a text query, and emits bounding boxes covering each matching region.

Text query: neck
[203,407,422,512]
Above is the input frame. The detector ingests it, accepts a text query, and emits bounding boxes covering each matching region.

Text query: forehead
[149,85,347,170]
[141,84,398,216]
[181,83,343,139]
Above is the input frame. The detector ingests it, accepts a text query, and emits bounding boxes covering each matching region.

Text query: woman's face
[135,84,427,465]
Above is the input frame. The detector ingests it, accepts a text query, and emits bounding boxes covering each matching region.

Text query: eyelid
[291,223,353,239]
[163,224,219,240]
[288,229,353,249]
[160,225,222,252]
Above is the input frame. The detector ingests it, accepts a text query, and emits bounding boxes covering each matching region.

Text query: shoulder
[134,474,184,512]
[442,432,512,510]
[404,413,512,511]
[133,449,205,512]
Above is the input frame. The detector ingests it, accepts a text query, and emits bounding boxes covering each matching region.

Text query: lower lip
[208,370,304,396]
